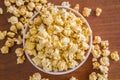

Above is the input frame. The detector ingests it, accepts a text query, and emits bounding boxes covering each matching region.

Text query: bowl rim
[23,5,93,75]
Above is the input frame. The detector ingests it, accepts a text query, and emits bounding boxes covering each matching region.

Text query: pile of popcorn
[24,5,92,72]
[0,0,119,80]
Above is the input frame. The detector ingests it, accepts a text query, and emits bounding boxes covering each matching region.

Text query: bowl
[23,5,92,75]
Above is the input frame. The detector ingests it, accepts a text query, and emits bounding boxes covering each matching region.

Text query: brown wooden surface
[0,0,120,80]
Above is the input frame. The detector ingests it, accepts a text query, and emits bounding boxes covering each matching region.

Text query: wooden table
[0,0,120,80]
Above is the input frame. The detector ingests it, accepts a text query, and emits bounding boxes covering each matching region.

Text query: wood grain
[0,0,120,80]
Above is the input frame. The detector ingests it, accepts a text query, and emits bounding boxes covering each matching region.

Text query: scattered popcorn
[82,7,92,17]
[17,55,25,64]
[1,45,9,54]
[89,72,97,80]
[96,8,102,16]
[69,76,78,80]
[110,51,120,61]
[92,61,100,69]
[10,25,17,33]
[99,65,108,74]
[61,1,71,7]
[5,38,15,47]
[0,8,3,14]
[0,31,7,40]
[100,57,110,66]
[8,16,18,24]
[7,32,15,37]
[29,72,49,80]
[93,36,101,44]
[101,40,109,49]
[74,4,79,11]
[15,48,24,57]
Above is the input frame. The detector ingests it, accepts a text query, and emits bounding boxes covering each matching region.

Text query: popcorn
[99,65,109,74]
[92,61,100,69]
[96,8,102,16]
[4,0,11,7]
[1,46,9,54]
[27,2,35,11]
[82,7,92,17]
[29,72,49,80]
[69,76,78,80]
[15,48,24,57]
[0,8,3,14]
[89,72,97,80]
[93,36,101,44]
[5,38,15,47]
[16,0,25,7]
[8,16,18,24]
[100,57,110,66]
[110,51,119,61]
[10,25,17,33]
[61,1,71,7]
[74,4,80,11]
[7,32,15,37]
[17,55,25,64]
[0,31,7,40]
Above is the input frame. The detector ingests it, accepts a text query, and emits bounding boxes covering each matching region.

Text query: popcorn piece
[92,49,101,58]
[89,72,97,80]
[15,48,24,57]
[5,38,15,47]
[8,16,18,24]
[100,57,110,66]
[61,1,71,7]
[10,25,17,33]
[96,8,102,16]
[7,32,15,37]
[74,4,79,11]
[1,46,9,54]
[97,73,107,80]
[82,7,92,17]
[92,58,97,62]
[17,55,25,64]
[102,49,110,57]
[57,60,67,71]
[4,0,11,7]
[27,2,35,11]
[9,0,16,3]
[92,61,100,70]
[0,8,3,14]
[99,65,108,74]
[101,40,109,49]
[40,0,47,4]
[16,22,24,30]
[61,37,70,45]
[110,51,119,61]
[0,31,7,40]
[93,36,101,44]
[16,0,25,6]
[14,35,23,45]
[29,72,41,80]
[69,76,78,80]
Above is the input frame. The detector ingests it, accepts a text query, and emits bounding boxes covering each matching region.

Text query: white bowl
[23,6,93,75]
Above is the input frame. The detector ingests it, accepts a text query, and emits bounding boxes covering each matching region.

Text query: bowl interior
[23,6,93,75]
